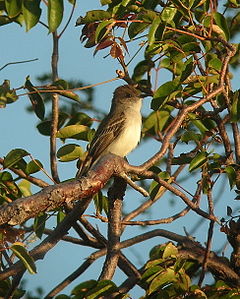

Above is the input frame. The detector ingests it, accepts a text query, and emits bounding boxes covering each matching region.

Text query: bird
[76,84,143,177]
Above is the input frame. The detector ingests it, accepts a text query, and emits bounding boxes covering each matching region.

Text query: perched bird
[77,84,142,177]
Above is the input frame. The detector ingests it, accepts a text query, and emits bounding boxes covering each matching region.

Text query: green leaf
[141,265,163,282]
[148,268,175,294]
[208,57,222,72]
[145,43,163,59]
[225,166,236,189]
[101,0,112,5]
[55,295,70,299]
[132,59,155,81]
[128,9,156,38]
[57,144,84,162]
[25,159,43,174]
[151,80,180,110]
[230,90,240,122]
[128,21,149,38]
[18,179,32,197]
[181,131,201,143]
[161,6,177,23]
[36,120,52,136]
[227,205,233,216]
[143,107,173,134]
[48,0,64,33]
[5,0,21,18]
[22,0,41,31]
[4,148,29,168]
[148,17,161,45]
[182,42,201,53]
[213,12,230,40]
[71,280,98,296]
[121,0,132,6]
[154,80,179,98]
[37,113,69,136]
[0,79,18,107]
[52,80,80,102]
[76,10,111,25]
[181,59,194,82]
[85,280,117,299]
[11,243,37,274]
[33,213,48,239]
[56,90,80,102]
[56,125,89,139]
[25,76,45,120]
[0,15,12,26]
[93,191,109,214]
[189,151,208,172]
[0,171,13,181]
[162,242,178,259]
[95,19,113,43]
[57,210,66,224]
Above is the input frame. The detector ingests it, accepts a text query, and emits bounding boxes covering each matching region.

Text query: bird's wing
[77,112,125,177]
[89,111,125,161]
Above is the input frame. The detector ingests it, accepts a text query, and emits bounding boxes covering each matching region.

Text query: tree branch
[0,155,123,226]
[99,177,126,280]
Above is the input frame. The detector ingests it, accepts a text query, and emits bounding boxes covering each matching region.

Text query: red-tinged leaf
[110,43,123,59]
[94,39,114,56]
[116,21,127,28]
[96,39,114,50]
[117,36,129,54]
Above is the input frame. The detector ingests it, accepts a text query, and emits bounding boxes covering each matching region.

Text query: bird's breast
[108,111,142,157]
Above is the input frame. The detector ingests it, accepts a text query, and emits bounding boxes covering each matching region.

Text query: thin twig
[58,0,76,39]
[50,32,60,183]
[0,58,38,72]
[0,158,49,188]
[198,184,215,286]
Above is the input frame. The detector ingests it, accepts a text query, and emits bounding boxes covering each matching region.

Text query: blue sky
[1,1,240,297]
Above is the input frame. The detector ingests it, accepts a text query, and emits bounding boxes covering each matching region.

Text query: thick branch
[99,177,126,280]
[0,155,124,226]
[0,199,91,280]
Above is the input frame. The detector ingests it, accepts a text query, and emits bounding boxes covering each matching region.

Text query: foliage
[0,0,240,298]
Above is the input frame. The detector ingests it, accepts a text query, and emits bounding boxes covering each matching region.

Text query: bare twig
[58,0,76,39]
[198,185,215,286]
[99,177,126,280]
[50,32,60,183]
[0,58,38,72]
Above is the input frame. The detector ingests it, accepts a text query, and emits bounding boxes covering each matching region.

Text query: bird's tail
[76,153,93,178]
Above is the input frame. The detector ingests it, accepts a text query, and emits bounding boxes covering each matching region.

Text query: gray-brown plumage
[76,84,142,177]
